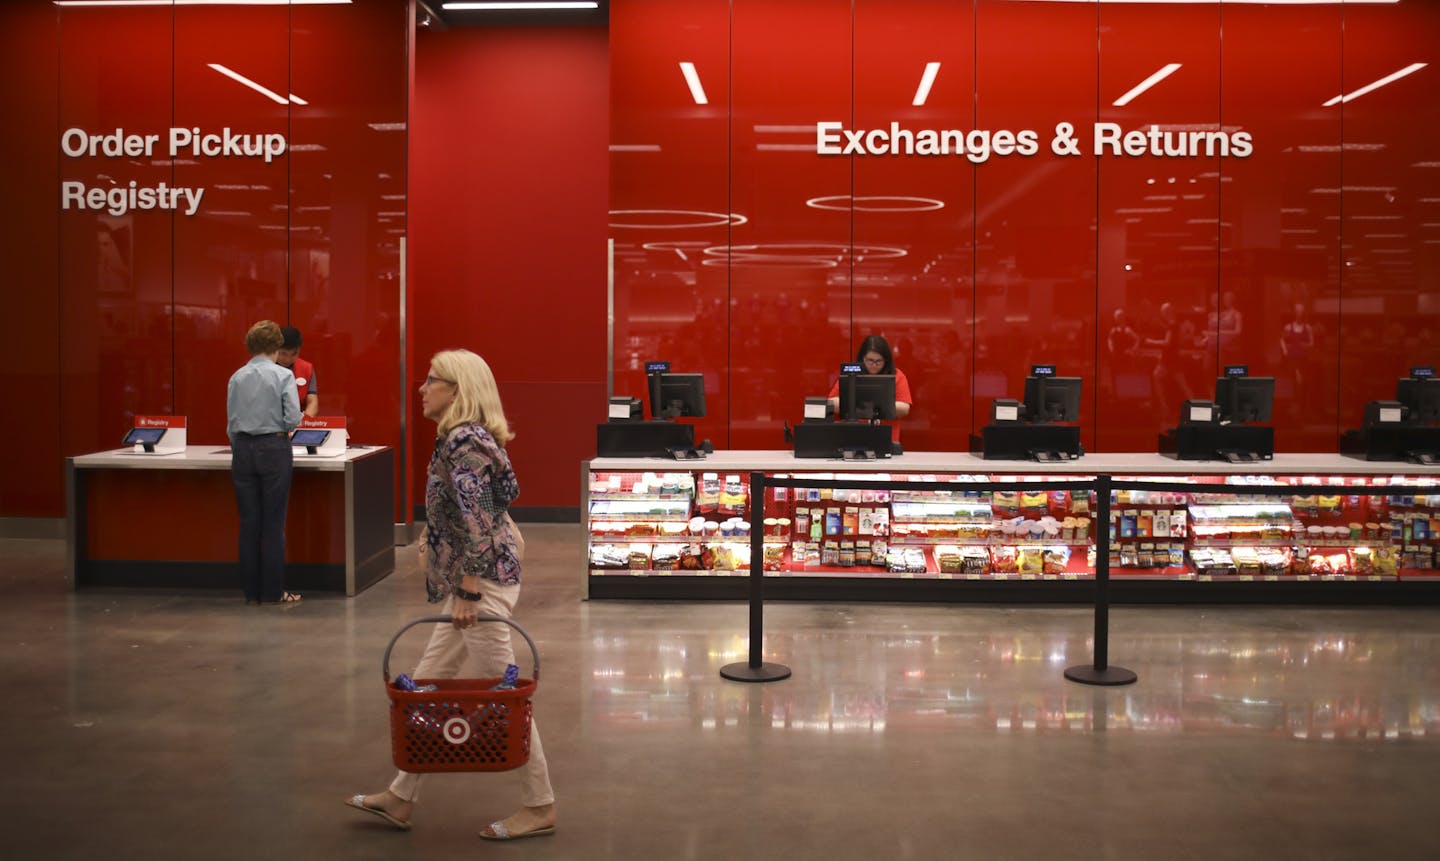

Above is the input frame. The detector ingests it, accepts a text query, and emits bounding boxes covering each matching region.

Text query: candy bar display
[585,464,1440,598]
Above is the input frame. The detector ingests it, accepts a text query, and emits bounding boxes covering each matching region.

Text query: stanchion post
[720,471,791,683]
[1065,473,1137,686]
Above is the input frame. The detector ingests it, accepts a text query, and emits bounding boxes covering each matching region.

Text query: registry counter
[67,445,395,596]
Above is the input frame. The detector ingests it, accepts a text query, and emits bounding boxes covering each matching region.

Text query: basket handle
[382,614,541,684]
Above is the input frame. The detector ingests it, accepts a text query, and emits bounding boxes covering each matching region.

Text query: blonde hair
[430,349,514,445]
[245,320,283,355]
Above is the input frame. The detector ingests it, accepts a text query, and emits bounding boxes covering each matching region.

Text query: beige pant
[387,584,554,808]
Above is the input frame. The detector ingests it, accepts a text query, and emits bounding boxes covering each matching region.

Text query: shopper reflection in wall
[826,334,913,444]
[346,349,557,842]
[1144,303,1187,418]
[1279,301,1316,397]
[226,320,302,605]
[276,326,319,417]
[1103,309,1143,399]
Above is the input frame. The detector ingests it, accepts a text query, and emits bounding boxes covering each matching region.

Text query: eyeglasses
[423,375,453,387]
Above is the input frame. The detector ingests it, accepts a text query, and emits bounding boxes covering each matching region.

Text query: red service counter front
[67,446,395,596]
[583,451,1440,605]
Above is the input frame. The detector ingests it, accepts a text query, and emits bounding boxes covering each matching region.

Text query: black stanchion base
[720,662,792,683]
[1064,664,1138,686]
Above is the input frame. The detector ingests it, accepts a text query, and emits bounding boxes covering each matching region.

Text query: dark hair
[854,334,895,375]
[280,326,302,349]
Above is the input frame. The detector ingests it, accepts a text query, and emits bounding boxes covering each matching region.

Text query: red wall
[7,2,1440,522]
[610,0,1440,455]
[0,2,61,517]
[409,25,609,512]
[2,0,408,520]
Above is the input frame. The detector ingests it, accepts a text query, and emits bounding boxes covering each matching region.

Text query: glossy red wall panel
[1336,2,1440,429]
[410,25,608,509]
[57,6,177,476]
[5,1,407,521]
[853,1,977,451]
[0,4,62,516]
[1219,3,1342,452]
[974,0,1097,449]
[609,0,732,449]
[608,1,1440,463]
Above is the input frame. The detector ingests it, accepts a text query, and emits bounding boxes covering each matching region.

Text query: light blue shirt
[227,355,301,439]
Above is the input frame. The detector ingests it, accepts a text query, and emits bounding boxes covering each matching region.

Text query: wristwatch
[453,584,484,602]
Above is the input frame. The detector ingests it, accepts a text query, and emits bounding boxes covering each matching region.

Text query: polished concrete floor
[4,525,1440,860]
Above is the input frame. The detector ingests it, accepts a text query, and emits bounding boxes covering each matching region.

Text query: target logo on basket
[442,717,472,745]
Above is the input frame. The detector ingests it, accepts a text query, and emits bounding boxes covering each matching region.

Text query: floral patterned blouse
[424,423,522,601]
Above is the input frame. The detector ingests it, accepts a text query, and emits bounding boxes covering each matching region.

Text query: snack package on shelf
[695,473,721,516]
[1374,545,1398,576]
[960,547,989,575]
[991,545,1019,574]
[651,545,681,570]
[718,475,747,518]
[678,544,705,570]
[1016,547,1044,576]
[1259,549,1290,576]
[627,544,653,570]
[1349,546,1374,576]
[1042,546,1071,575]
[1190,548,1236,577]
[762,543,786,571]
[708,543,751,571]
[993,490,1019,518]
[1020,492,1048,517]
[935,545,963,574]
[590,544,630,569]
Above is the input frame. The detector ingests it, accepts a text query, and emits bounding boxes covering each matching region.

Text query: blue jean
[230,433,294,602]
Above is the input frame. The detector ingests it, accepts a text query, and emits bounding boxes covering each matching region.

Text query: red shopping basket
[383,614,541,773]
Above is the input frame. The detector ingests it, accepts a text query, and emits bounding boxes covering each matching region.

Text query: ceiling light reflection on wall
[208,63,306,106]
[1113,63,1182,107]
[912,62,940,107]
[679,62,708,105]
[1323,63,1426,106]
[442,2,598,9]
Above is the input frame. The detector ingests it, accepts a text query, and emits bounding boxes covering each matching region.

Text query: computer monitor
[839,373,896,421]
[1396,375,1440,425]
[1022,376,1082,423]
[1215,375,1274,424]
[648,372,707,419]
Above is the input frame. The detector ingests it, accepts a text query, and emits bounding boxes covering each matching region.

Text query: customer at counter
[227,320,303,605]
[277,325,319,417]
[826,334,913,442]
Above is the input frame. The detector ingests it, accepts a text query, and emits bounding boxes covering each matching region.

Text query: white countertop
[588,450,1440,477]
[72,445,389,472]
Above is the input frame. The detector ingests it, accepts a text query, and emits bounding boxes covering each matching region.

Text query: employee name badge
[294,416,347,457]
[125,415,187,455]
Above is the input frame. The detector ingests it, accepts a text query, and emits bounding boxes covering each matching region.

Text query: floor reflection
[582,610,1440,742]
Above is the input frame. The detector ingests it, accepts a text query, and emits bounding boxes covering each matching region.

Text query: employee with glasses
[826,334,913,443]
[226,320,302,605]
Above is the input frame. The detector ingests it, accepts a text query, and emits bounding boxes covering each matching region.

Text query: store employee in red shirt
[277,326,319,417]
[826,334,913,442]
